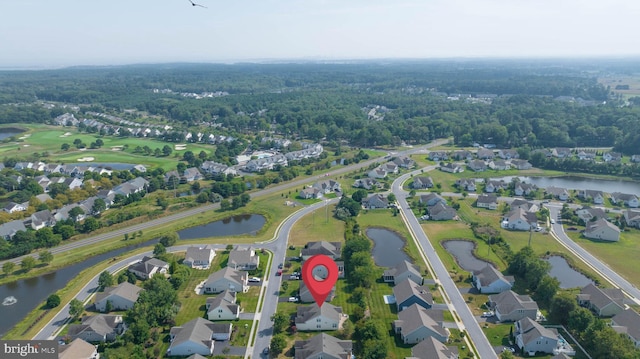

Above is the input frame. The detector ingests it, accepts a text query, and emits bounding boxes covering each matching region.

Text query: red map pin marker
[302,254,338,308]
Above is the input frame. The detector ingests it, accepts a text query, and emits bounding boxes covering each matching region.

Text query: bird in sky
[187,0,207,8]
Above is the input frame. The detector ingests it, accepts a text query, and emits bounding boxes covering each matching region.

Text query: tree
[82,217,101,233]
[61,143,70,151]
[568,306,594,335]
[3,261,15,275]
[68,206,85,222]
[69,298,84,319]
[271,311,289,334]
[38,250,53,265]
[46,294,61,308]
[162,145,173,156]
[159,232,179,247]
[98,270,114,289]
[21,256,36,272]
[91,198,106,215]
[532,275,559,307]
[549,292,577,325]
[153,243,166,257]
[351,189,368,203]
[220,199,231,211]
[270,334,287,355]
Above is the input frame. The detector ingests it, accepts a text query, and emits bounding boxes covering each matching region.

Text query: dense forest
[1,59,640,153]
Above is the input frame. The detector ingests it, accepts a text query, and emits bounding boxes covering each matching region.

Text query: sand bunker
[111,146,124,151]
[174,144,187,150]
[59,132,72,137]
[23,144,30,147]
[77,157,95,162]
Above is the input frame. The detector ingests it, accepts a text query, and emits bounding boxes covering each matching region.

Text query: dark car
[278,263,283,269]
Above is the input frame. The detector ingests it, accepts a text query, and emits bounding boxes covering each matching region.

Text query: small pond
[0,128,25,141]
[178,214,266,240]
[442,240,491,272]
[545,256,593,289]
[366,227,410,267]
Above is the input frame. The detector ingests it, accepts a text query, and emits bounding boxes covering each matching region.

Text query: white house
[168,318,232,356]
[611,309,640,348]
[472,265,514,294]
[127,256,169,280]
[58,338,99,359]
[515,317,559,355]
[476,194,498,210]
[206,290,240,321]
[203,267,248,294]
[610,192,639,208]
[228,248,260,270]
[503,208,538,231]
[95,282,143,312]
[393,304,450,344]
[295,303,348,331]
[67,315,126,343]
[294,333,353,359]
[577,283,624,317]
[382,260,423,286]
[583,218,620,242]
[488,290,539,322]
[183,246,215,269]
[545,187,570,201]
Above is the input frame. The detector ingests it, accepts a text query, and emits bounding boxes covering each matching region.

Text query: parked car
[249,277,261,282]
[481,311,494,318]
[276,269,282,276]
[288,297,299,302]
[278,263,283,269]
[263,346,270,354]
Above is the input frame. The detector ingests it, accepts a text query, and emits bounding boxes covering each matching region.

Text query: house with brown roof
[576,283,624,317]
[393,304,449,344]
[488,290,539,322]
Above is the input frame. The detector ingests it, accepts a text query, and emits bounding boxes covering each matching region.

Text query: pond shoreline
[441,239,497,273]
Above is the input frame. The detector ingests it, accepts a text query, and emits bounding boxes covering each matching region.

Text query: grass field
[288,203,345,246]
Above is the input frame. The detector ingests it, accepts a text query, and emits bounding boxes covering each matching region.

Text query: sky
[1,0,640,68]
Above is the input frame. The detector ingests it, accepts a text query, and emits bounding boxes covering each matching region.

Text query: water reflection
[178,214,265,240]
[366,227,410,268]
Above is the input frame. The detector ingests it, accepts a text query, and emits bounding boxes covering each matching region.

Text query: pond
[0,238,158,338]
[178,214,266,240]
[442,240,491,272]
[365,227,410,267]
[545,256,593,289]
[490,175,640,195]
[0,128,25,141]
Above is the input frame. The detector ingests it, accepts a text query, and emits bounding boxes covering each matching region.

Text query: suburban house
[67,315,127,343]
[510,199,539,213]
[3,202,26,213]
[624,209,640,229]
[244,154,288,172]
[411,176,434,189]
[183,167,204,182]
[428,151,449,161]
[498,149,519,159]
[352,178,381,190]
[610,192,640,208]
[300,281,336,303]
[393,278,433,311]
[603,152,622,162]
[576,283,624,317]
[488,290,539,322]
[0,220,27,240]
[515,317,559,355]
[510,159,533,170]
[545,186,570,201]
[58,338,99,359]
[452,150,474,161]
[228,248,260,270]
[301,241,342,260]
[427,202,457,221]
[393,304,449,344]
[393,156,416,169]
[440,162,464,173]
[575,207,607,224]
[294,333,353,359]
[467,159,487,172]
[203,267,248,294]
[419,193,447,207]
[611,309,640,348]
[476,194,498,210]
[183,246,216,269]
[407,336,460,359]
[489,159,510,171]
[383,260,424,286]
[472,265,514,294]
[381,162,399,174]
[367,168,388,179]
[295,303,348,331]
[577,151,596,161]
[455,178,476,192]
[552,147,572,158]
[127,256,169,280]
[503,208,538,231]
[363,193,390,209]
[201,161,237,176]
[577,190,605,204]
[168,318,232,356]
[299,187,323,199]
[477,148,495,160]
[311,179,342,194]
[485,180,508,193]
[513,182,537,196]
[205,289,240,321]
[95,282,143,312]
[583,218,620,242]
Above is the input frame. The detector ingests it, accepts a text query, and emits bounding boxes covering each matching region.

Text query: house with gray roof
[576,283,624,317]
[575,207,607,224]
[467,159,487,172]
[552,148,572,158]
[183,167,203,182]
[411,176,434,189]
[58,338,98,359]
[545,187,570,201]
[498,149,519,160]
[477,148,495,160]
[228,247,260,271]
[440,162,464,173]
[201,161,237,176]
[30,209,55,230]
[3,202,26,214]
[295,303,348,331]
[203,267,248,294]
[610,192,639,208]
[489,159,509,171]
[393,304,449,344]
[352,178,381,190]
[67,315,126,343]
[503,208,538,231]
[577,189,605,204]
[513,182,537,196]
[367,167,388,179]
[301,241,342,260]
[452,150,473,161]
[455,178,476,192]
[383,260,423,286]
[128,256,169,280]
[583,218,620,242]
[394,278,433,311]
[168,318,232,356]
[95,282,143,312]
[510,159,533,170]
[363,193,389,209]
[392,156,415,169]
[472,265,514,294]
[406,336,459,359]
[510,199,538,212]
[488,290,539,322]
[299,281,336,303]
[427,202,457,221]
[0,220,27,240]
[624,209,640,229]
[485,180,508,193]
[206,289,239,321]
[294,333,353,359]
[515,317,559,354]
[428,151,449,161]
[299,187,323,199]
[183,246,215,269]
[611,309,640,348]
[476,194,498,210]
[419,193,446,207]
[312,179,342,194]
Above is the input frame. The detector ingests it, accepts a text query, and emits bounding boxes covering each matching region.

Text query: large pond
[0,128,25,141]
[365,227,411,267]
[545,256,592,289]
[442,240,490,272]
[490,175,640,195]
[178,214,266,240]
[0,239,158,338]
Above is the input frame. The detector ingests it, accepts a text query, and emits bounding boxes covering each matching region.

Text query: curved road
[391,168,498,359]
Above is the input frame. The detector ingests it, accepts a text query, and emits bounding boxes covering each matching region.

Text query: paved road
[392,168,498,359]
[546,205,640,305]
[1,141,447,268]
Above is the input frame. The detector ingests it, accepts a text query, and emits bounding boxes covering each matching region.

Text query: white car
[248,277,261,282]
[551,219,555,224]
[481,311,494,318]
[288,297,299,302]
